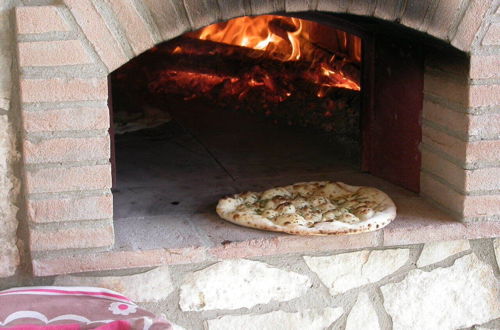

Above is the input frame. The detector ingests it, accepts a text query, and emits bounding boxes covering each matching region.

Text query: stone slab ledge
[31,203,500,276]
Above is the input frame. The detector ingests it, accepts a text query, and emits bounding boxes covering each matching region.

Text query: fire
[148,15,361,110]
[186,15,361,91]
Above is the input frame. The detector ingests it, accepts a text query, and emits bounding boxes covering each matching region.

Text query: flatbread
[216,181,396,235]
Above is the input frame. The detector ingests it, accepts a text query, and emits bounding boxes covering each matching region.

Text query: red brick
[425,50,469,78]
[465,167,500,191]
[317,0,349,13]
[384,200,500,244]
[422,99,468,135]
[28,194,112,223]
[470,55,500,79]
[465,140,500,165]
[18,40,93,67]
[284,0,316,13]
[469,84,500,107]
[24,136,110,164]
[452,0,492,51]
[383,198,464,246]
[142,0,190,44]
[463,194,500,218]
[422,124,466,162]
[183,0,221,30]
[374,0,403,21]
[401,0,430,30]
[420,172,464,215]
[421,149,465,190]
[427,0,462,39]
[349,0,373,16]
[23,107,110,132]
[106,0,156,55]
[64,0,128,71]
[218,0,246,19]
[20,78,107,103]
[32,248,208,276]
[424,72,468,106]
[29,222,114,251]
[482,22,500,45]
[26,164,112,194]
[469,113,500,138]
[16,6,70,34]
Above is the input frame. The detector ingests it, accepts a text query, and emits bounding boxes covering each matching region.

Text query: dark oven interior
[109,13,425,227]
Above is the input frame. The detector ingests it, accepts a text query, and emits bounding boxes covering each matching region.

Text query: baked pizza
[216,181,396,235]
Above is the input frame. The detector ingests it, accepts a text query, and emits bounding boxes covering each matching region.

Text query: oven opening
[109,14,423,247]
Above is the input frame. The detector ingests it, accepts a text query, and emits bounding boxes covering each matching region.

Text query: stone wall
[0,0,20,277]
[0,238,498,329]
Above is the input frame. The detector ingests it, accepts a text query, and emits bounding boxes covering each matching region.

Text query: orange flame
[149,15,362,108]
[186,15,361,91]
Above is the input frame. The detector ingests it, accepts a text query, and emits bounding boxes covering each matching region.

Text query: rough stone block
[64,0,128,71]
[54,266,173,302]
[16,6,70,34]
[28,193,112,223]
[416,239,470,267]
[207,308,344,330]
[105,0,156,55]
[25,164,112,194]
[179,259,311,311]
[24,136,110,164]
[494,238,500,270]
[20,78,107,103]
[18,40,93,67]
[30,221,114,251]
[346,292,380,330]
[304,249,409,296]
[23,107,110,132]
[381,254,500,329]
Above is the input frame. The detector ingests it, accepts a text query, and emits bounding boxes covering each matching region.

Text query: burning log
[111,19,362,146]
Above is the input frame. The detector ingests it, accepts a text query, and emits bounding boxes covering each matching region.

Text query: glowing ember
[153,15,361,102]
[112,15,362,142]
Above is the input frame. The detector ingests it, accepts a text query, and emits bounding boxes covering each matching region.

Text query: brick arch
[61,0,487,74]
[14,0,500,272]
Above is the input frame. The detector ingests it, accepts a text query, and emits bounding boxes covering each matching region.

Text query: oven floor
[112,102,425,250]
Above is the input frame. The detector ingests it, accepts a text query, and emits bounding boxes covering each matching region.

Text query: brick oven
[7,0,500,277]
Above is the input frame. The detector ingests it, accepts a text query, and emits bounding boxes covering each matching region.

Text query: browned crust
[216,181,397,236]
